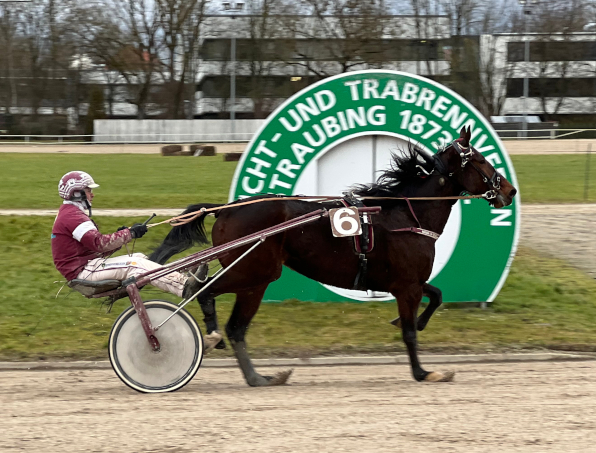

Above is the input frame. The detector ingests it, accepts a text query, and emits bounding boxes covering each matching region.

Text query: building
[481,32,596,125]
[195,14,453,119]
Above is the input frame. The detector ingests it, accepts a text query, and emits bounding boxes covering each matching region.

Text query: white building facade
[195,14,453,118]
[482,32,596,121]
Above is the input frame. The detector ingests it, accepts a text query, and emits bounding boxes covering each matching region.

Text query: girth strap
[341,193,374,291]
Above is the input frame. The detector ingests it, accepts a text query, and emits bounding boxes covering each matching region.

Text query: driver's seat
[68,279,122,296]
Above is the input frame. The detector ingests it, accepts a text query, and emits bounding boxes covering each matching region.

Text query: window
[507,42,525,62]
[507,78,596,97]
[198,75,320,98]
[508,41,596,62]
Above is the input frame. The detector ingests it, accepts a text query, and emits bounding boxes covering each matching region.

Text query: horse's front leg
[393,284,454,382]
[226,285,292,387]
[197,295,226,352]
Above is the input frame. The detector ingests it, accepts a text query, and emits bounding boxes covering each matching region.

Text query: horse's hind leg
[394,284,454,383]
[416,283,442,331]
[226,285,292,387]
[390,283,442,331]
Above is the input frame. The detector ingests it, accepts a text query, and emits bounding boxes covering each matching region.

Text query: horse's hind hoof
[424,370,455,382]
[390,316,401,328]
[247,369,293,387]
[268,369,293,386]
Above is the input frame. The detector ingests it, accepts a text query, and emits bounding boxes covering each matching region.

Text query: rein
[147,193,486,228]
[149,139,502,229]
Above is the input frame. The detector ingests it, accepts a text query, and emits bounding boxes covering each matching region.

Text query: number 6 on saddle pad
[329,207,362,237]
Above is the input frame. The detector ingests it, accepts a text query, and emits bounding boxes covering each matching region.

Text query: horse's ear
[458,126,471,147]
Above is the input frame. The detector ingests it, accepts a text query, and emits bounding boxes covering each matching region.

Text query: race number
[329,207,362,237]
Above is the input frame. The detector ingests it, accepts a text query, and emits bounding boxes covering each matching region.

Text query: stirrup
[189,263,209,283]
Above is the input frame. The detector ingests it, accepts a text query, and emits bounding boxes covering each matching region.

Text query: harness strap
[403,197,422,229]
[392,196,440,240]
[341,193,374,291]
[391,226,440,241]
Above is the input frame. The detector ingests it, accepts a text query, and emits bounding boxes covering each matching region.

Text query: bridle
[437,139,502,201]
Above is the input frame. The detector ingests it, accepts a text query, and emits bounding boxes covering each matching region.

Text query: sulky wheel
[108,299,204,393]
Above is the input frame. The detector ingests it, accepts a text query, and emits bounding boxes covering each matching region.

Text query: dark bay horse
[150,127,517,386]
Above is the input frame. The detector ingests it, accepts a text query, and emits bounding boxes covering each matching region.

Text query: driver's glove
[129,223,148,239]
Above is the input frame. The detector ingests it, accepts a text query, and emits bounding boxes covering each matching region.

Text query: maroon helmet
[58,171,99,200]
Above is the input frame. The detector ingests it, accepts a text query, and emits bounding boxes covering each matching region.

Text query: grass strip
[1,153,596,208]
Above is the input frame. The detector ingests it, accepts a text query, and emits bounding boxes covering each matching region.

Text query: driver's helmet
[58,171,99,201]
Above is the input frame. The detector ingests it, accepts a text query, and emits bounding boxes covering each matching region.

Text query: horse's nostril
[509,188,517,198]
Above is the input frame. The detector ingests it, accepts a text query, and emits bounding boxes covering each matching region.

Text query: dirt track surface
[521,204,596,278]
[2,360,596,452]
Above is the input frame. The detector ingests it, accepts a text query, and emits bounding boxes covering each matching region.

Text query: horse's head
[425,126,517,208]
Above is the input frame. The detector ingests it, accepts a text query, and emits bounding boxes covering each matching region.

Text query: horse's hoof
[203,331,223,354]
[247,369,293,387]
[424,370,455,382]
[390,317,401,328]
[268,369,293,386]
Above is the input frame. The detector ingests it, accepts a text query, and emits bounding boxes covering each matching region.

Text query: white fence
[0,125,594,145]
[93,119,266,143]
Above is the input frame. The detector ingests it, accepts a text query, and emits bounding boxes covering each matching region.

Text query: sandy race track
[2,360,596,453]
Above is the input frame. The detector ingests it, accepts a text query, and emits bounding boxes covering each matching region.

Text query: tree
[280,0,399,78]
[84,86,106,136]
[156,0,210,118]
[530,0,590,118]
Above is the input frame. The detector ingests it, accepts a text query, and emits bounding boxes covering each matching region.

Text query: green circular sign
[230,70,520,303]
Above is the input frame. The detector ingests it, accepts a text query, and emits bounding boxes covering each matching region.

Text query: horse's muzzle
[495,187,517,208]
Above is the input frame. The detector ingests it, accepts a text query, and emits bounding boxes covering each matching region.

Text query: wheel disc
[109,300,203,393]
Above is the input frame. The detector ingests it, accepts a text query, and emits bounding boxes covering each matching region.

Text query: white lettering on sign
[255,140,277,158]
[495,167,508,179]
[430,96,451,118]
[242,176,264,194]
[279,90,337,131]
[380,80,400,100]
[291,142,315,164]
[242,76,508,213]
[415,88,437,110]
[490,209,512,226]
[401,82,420,103]
[276,159,300,178]
[443,104,468,130]
[269,174,292,190]
[486,153,502,167]
[314,90,336,111]
[363,79,381,99]
[344,80,362,100]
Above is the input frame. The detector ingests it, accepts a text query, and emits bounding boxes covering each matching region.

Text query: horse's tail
[149,203,223,264]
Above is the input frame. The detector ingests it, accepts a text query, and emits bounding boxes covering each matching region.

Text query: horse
[149,127,517,386]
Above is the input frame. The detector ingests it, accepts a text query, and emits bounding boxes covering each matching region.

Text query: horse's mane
[353,143,434,197]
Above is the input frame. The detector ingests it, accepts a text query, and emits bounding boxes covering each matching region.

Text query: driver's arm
[76,222,132,253]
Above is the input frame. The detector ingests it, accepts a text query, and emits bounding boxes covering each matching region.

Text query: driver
[51,171,222,347]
